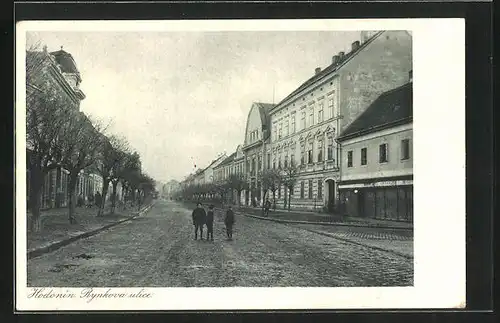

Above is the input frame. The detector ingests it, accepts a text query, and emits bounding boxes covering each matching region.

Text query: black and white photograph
[16,19,465,311]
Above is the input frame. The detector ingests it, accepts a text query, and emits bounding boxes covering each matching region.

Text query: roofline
[336,117,412,142]
[270,31,384,114]
[337,81,413,140]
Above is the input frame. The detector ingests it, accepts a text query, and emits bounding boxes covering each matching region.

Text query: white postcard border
[15,18,465,311]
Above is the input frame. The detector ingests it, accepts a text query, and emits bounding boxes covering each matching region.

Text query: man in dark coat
[206,204,215,241]
[224,205,235,240]
[264,199,271,216]
[192,202,206,240]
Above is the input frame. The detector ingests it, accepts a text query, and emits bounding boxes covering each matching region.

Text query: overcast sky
[26,31,360,183]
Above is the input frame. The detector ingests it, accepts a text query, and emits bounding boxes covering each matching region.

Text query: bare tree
[26,44,75,232]
[58,112,106,223]
[95,135,130,216]
[260,168,282,212]
[226,173,248,206]
[281,166,299,211]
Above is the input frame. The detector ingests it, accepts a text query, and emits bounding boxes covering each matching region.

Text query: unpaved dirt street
[27,199,413,287]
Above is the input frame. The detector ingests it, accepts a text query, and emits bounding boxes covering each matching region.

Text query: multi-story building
[336,79,412,222]
[241,102,275,206]
[202,153,227,184]
[26,46,104,210]
[213,145,245,204]
[268,30,412,211]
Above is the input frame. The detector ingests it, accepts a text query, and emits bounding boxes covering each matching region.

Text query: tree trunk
[28,167,43,232]
[68,172,79,224]
[111,180,118,214]
[98,178,110,217]
[272,190,276,210]
[288,188,292,211]
[261,190,268,215]
[237,190,241,206]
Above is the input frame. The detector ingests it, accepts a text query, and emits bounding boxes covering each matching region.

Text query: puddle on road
[73,253,94,260]
[179,264,217,270]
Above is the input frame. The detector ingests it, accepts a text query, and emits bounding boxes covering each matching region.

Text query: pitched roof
[272,31,384,112]
[337,82,413,141]
[217,152,237,168]
[50,49,80,75]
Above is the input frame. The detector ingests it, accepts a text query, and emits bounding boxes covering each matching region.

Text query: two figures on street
[192,202,235,241]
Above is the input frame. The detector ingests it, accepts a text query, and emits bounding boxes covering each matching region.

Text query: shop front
[338,177,413,222]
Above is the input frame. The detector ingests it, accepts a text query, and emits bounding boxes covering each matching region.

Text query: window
[300,144,305,165]
[301,111,306,129]
[318,102,324,123]
[379,143,388,163]
[278,156,282,169]
[290,153,295,167]
[361,148,367,165]
[273,124,277,141]
[267,153,271,169]
[307,141,313,164]
[308,179,313,199]
[309,108,314,127]
[327,136,334,160]
[318,180,323,199]
[291,113,296,133]
[278,122,283,139]
[300,181,305,198]
[284,154,289,168]
[347,150,353,167]
[258,156,262,171]
[328,96,334,119]
[317,139,323,162]
[273,159,276,169]
[285,118,289,136]
[401,139,410,160]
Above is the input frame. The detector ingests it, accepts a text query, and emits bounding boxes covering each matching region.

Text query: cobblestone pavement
[27,199,413,287]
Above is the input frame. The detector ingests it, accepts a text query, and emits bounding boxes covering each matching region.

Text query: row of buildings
[26,46,122,210]
[176,30,413,222]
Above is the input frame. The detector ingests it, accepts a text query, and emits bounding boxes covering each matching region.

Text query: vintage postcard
[15,18,465,311]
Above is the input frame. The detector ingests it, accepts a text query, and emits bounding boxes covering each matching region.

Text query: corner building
[268,30,412,211]
[241,102,275,206]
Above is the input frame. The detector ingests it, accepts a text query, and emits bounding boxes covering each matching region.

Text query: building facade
[213,145,246,204]
[241,102,275,206]
[268,30,413,211]
[336,81,413,222]
[26,46,105,210]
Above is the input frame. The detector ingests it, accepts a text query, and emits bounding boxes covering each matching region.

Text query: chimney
[409,70,413,82]
[351,40,360,51]
[332,55,339,65]
[338,51,345,60]
[315,67,321,75]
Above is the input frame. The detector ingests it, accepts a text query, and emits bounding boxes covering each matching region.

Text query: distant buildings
[177,30,413,222]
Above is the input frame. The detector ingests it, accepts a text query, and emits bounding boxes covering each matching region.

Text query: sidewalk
[236,206,413,230]
[27,201,154,259]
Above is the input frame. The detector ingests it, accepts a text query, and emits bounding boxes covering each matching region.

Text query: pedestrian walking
[192,202,206,240]
[95,191,102,208]
[206,204,215,241]
[264,199,271,216]
[224,205,235,241]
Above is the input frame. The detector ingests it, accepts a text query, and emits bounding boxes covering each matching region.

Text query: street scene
[28,199,412,287]
[24,29,413,288]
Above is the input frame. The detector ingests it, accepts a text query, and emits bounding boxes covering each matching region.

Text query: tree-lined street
[28,199,413,287]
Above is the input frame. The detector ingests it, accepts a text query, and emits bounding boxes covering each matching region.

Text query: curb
[27,202,155,260]
[239,212,413,231]
[300,227,413,260]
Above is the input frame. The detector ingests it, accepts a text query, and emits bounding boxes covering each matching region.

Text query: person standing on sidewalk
[264,199,271,216]
[192,202,206,240]
[206,204,215,241]
[224,205,235,240]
